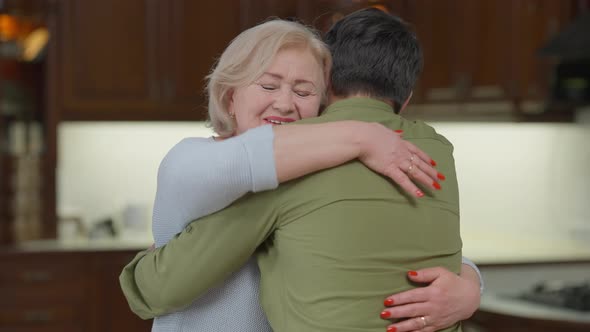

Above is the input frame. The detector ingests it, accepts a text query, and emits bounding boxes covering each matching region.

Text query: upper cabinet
[56,0,240,121]
[52,0,578,121]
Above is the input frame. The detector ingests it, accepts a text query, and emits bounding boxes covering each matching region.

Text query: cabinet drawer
[0,305,82,326]
[1,278,88,302]
[0,254,85,284]
[0,327,79,332]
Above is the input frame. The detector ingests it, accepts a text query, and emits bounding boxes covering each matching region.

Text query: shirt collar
[322,97,396,116]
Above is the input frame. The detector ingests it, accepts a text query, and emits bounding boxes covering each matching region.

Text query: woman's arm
[153,121,440,247]
[381,263,482,332]
[152,127,278,247]
[274,121,440,196]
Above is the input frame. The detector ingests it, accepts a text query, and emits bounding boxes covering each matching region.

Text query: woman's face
[229,46,325,135]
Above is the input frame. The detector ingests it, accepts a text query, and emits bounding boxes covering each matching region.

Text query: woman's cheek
[300,99,321,119]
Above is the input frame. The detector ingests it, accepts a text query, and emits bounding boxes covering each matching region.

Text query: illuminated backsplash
[57,121,590,241]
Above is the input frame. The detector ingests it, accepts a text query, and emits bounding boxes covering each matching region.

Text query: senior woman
[121,19,481,332]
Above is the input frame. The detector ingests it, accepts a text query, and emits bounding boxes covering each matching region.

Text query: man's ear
[399,91,413,114]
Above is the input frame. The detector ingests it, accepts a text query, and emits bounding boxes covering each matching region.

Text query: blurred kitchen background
[1,0,590,331]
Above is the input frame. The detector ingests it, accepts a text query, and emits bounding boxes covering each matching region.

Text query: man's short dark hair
[324,8,423,113]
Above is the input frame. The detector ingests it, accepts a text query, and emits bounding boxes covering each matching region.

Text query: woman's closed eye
[295,90,313,97]
[259,84,278,91]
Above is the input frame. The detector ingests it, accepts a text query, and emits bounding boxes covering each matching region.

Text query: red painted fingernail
[380,310,392,319]
[433,181,441,190]
[430,159,437,166]
[408,270,418,277]
[437,172,446,180]
[394,129,403,133]
[416,190,424,198]
[384,298,394,306]
[387,327,398,332]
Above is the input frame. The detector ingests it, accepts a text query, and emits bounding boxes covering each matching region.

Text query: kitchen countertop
[2,237,152,253]
[3,230,590,264]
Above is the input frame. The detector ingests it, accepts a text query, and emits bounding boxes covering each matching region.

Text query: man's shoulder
[403,119,454,147]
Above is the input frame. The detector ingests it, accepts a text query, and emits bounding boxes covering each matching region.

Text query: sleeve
[461,256,484,294]
[120,190,280,319]
[152,125,278,247]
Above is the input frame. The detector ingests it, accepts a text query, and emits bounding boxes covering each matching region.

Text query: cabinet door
[297,0,407,33]
[404,0,460,104]
[59,0,162,120]
[90,251,152,332]
[241,0,298,30]
[161,0,242,120]
[454,0,513,102]
[512,0,574,108]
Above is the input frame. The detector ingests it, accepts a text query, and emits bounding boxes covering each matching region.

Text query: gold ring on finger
[420,316,427,328]
[410,154,415,163]
[407,164,415,173]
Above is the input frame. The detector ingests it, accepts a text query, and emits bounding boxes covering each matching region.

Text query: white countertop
[6,230,590,264]
[7,237,152,252]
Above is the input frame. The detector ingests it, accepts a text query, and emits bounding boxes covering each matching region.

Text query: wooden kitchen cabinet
[55,0,241,121]
[464,309,590,332]
[511,0,575,116]
[52,0,578,121]
[160,0,241,119]
[298,0,576,119]
[0,249,151,332]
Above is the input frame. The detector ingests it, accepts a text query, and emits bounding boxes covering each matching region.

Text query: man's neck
[327,93,394,108]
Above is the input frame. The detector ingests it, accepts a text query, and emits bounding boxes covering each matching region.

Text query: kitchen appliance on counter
[518,280,590,312]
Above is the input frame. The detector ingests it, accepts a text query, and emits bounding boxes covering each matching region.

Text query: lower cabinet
[0,249,151,332]
[464,309,590,332]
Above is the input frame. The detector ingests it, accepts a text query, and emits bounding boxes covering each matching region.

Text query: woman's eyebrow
[262,72,317,87]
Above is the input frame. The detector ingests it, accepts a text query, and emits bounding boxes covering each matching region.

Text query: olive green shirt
[120,98,462,332]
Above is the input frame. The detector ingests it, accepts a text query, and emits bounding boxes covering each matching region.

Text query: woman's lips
[263,116,296,125]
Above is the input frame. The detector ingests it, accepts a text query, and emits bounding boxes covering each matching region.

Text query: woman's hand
[358,123,442,198]
[380,267,481,332]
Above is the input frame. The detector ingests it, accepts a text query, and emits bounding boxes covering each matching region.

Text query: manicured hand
[358,123,443,198]
[380,267,480,332]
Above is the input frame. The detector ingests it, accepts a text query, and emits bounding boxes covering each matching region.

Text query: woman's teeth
[266,119,286,125]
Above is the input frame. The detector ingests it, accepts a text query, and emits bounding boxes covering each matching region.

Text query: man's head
[325,8,423,113]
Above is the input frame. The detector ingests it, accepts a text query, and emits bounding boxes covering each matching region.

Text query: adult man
[121,9,466,332]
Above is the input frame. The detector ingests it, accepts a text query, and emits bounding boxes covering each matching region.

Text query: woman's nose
[272,90,295,113]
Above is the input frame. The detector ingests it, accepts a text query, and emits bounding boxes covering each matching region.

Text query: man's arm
[120,191,279,319]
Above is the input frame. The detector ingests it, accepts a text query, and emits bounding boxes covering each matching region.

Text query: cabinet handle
[23,310,53,323]
[22,271,52,282]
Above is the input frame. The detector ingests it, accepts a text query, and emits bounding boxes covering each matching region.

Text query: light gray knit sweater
[151,125,277,332]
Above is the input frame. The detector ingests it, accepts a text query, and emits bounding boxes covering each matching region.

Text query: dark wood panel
[162,0,243,120]
[59,0,161,117]
[0,249,151,332]
[89,251,152,332]
[466,309,590,332]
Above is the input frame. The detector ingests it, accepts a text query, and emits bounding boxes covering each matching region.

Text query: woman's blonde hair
[206,19,332,137]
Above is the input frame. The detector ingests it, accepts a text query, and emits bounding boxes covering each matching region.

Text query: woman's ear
[227,89,235,116]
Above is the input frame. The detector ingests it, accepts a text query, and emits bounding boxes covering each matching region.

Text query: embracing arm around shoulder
[151,126,278,247]
[274,121,441,195]
[153,121,443,247]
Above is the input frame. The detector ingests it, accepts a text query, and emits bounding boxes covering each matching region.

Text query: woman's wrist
[353,121,380,159]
